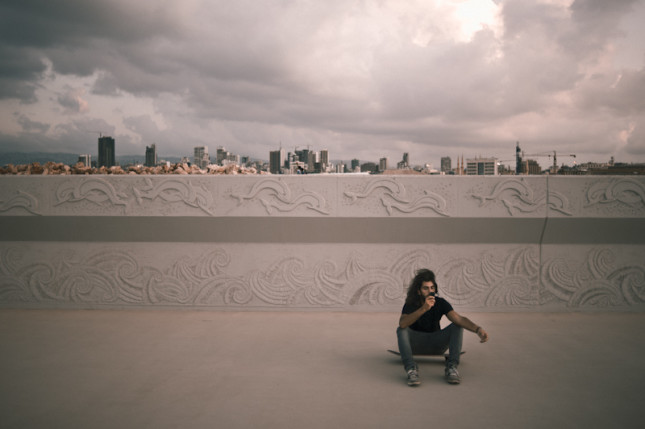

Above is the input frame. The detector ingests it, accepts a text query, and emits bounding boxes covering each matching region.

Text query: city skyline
[1,1,645,170]
[3,139,644,175]
[2,136,639,173]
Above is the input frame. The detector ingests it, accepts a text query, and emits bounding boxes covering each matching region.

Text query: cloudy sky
[1,0,644,169]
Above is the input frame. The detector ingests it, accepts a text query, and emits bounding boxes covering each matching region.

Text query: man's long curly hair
[404,269,439,307]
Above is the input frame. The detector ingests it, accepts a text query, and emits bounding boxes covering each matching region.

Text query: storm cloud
[1,0,644,168]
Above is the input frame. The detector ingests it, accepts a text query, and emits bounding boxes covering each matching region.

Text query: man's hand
[421,295,435,311]
[477,328,489,343]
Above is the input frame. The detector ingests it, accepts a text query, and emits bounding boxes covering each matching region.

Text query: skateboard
[387,349,465,358]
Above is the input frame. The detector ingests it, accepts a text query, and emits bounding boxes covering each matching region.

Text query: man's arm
[446,310,489,343]
[399,307,425,329]
[398,296,434,329]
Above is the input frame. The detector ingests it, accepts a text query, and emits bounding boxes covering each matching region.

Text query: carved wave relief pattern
[542,248,645,307]
[343,178,449,216]
[0,247,430,307]
[0,191,41,215]
[438,247,540,307]
[3,245,642,309]
[0,244,420,307]
[585,178,645,214]
[469,178,572,216]
[55,178,129,207]
[229,178,330,215]
[0,247,244,306]
[1,245,545,309]
[51,177,216,215]
[132,178,215,215]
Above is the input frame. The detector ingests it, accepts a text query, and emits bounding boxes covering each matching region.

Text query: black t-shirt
[401,297,454,333]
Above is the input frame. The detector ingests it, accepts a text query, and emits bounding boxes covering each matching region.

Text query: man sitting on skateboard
[397,269,489,386]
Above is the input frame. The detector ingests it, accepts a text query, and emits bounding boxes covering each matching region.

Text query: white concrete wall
[1,175,644,311]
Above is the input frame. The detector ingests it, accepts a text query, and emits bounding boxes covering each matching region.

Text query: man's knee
[448,323,463,334]
[397,326,414,344]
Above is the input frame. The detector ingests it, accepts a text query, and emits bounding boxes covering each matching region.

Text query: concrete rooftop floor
[1,309,644,429]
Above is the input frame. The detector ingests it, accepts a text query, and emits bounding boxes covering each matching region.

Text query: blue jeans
[396,324,463,371]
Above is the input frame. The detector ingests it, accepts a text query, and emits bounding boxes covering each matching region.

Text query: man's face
[419,281,437,298]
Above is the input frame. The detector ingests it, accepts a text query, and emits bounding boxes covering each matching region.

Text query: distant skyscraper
[78,154,91,167]
[98,136,115,168]
[296,148,310,169]
[320,149,329,171]
[270,148,285,174]
[308,151,319,172]
[216,146,230,165]
[441,157,452,173]
[194,146,209,169]
[145,144,157,167]
[320,150,329,164]
[379,157,388,172]
[516,141,523,175]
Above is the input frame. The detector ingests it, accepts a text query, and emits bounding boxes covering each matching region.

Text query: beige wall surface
[1,175,644,311]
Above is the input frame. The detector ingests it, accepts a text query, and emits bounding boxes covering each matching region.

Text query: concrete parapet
[1,175,644,311]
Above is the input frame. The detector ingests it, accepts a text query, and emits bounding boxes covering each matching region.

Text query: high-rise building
[270,148,285,174]
[320,150,329,165]
[194,146,209,169]
[145,144,157,167]
[523,159,542,175]
[441,157,452,173]
[466,157,498,175]
[399,153,409,169]
[223,153,240,166]
[379,157,388,172]
[216,147,230,165]
[286,152,296,170]
[351,159,360,172]
[308,151,319,172]
[78,154,91,167]
[98,136,115,168]
[320,150,329,172]
[516,141,523,175]
[295,148,310,170]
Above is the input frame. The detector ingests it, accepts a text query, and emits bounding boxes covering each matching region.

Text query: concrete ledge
[1,175,644,311]
[2,216,644,244]
[542,218,645,244]
[1,216,548,243]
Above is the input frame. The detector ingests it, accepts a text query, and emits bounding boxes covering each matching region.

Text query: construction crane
[83,130,107,139]
[522,151,576,174]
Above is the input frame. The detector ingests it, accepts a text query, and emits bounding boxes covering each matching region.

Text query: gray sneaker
[407,368,421,386]
[445,365,460,384]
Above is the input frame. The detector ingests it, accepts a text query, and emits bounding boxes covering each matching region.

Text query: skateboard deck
[387,349,465,357]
